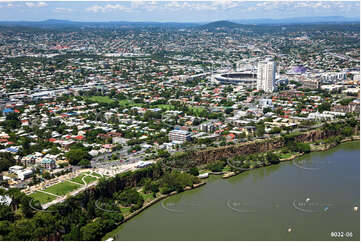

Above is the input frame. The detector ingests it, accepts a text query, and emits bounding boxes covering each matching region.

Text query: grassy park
[140,191,154,203]
[118,99,143,107]
[71,173,88,184]
[29,171,103,204]
[43,181,81,196]
[90,172,103,178]
[84,176,98,184]
[29,191,57,204]
[188,105,206,115]
[155,104,175,110]
[71,172,102,185]
[87,96,115,104]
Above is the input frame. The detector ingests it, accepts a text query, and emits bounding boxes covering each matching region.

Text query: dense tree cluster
[65,143,91,167]
[0,153,16,172]
[0,162,201,240]
[113,188,144,211]
[206,160,226,172]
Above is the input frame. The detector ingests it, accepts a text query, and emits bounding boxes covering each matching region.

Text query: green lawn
[279,152,297,159]
[140,192,155,202]
[120,206,131,216]
[84,176,98,184]
[188,105,206,115]
[71,173,98,185]
[223,166,231,172]
[28,191,57,204]
[154,104,205,114]
[71,173,87,184]
[118,99,143,107]
[88,96,115,104]
[43,181,81,196]
[155,104,175,110]
[90,172,102,178]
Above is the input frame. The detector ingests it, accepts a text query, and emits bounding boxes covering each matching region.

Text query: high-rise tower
[257,59,276,93]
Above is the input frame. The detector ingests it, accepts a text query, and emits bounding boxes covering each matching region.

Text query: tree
[0,205,14,221]
[188,167,199,176]
[339,98,355,106]
[295,143,311,153]
[0,221,11,240]
[269,127,281,134]
[0,153,16,172]
[225,108,233,114]
[80,219,115,241]
[266,152,280,164]
[49,146,61,155]
[1,113,21,131]
[103,212,123,223]
[113,188,144,207]
[341,126,353,137]
[263,107,272,114]
[318,102,331,112]
[42,172,51,180]
[157,149,170,158]
[31,212,57,240]
[78,159,90,168]
[255,124,265,137]
[207,160,226,172]
[65,149,91,166]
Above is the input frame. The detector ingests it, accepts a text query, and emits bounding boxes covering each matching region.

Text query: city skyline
[0,1,359,22]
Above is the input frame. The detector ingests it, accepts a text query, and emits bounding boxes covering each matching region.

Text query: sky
[0,1,359,22]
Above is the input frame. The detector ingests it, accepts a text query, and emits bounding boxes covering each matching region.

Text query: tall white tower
[257,59,276,93]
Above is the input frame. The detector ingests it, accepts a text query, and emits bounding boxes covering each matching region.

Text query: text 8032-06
[330,232,353,238]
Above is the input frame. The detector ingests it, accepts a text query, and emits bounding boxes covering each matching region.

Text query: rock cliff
[189,127,359,165]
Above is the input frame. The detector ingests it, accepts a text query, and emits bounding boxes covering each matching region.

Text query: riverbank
[107,141,360,241]
[188,123,359,165]
[311,135,360,152]
[102,137,360,240]
[102,181,206,240]
[221,136,360,179]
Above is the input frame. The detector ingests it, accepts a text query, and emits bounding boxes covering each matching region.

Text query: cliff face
[193,138,284,164]
[190,127,359,165]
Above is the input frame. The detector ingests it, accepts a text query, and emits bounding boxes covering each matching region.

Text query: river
[111,141,360,241]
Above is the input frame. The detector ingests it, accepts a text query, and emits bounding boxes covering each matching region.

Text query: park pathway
[38,190,61,198]
[67,180,84,186]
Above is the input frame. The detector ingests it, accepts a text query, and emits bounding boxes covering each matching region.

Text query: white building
[257,59,276,93]
[321,72,347,82]
[168,129,191,143]
[17,169,33,180]
[9,165,23,174]
[199,122,216,133]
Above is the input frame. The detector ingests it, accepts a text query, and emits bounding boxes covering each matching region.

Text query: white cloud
[83,1,360,17]
[85,4,131,13]
[25,2,48,8]
[38,2,48,7]
[85,1,242,13]
[54,7,72,13]
[211,0,240,10]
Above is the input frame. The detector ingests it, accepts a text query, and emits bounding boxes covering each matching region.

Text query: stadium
[214,72,257,88]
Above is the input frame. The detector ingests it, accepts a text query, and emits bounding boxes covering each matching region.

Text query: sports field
[118,99,143,107]
[88,96,115,104]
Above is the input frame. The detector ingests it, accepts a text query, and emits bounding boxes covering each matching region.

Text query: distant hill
[0,19,199,29]
[0,16,358,30]
[200,20,242,30]
[231,16,359,25]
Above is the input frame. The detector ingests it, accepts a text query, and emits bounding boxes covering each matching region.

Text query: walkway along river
[107,141,360,241]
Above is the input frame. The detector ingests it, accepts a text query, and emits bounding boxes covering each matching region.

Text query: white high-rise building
[257,59,276,93]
